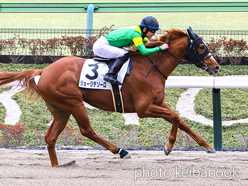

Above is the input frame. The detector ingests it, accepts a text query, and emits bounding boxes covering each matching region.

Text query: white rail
[165,75,248,88]
[165,75,248,151]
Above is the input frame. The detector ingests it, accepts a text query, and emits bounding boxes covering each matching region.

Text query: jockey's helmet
[140,16,159,30]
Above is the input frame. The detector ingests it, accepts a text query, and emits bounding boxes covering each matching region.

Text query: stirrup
[104,77,122,85]
[104,74,122,85]
[113,80,122,85]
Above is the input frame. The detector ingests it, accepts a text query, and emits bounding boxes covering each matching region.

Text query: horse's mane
[128,28,188,56]
[159,28,187,42]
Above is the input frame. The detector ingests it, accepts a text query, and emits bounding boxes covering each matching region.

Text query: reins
[166,49,189,63]
[145,35,171,80]
[145,33,214,79]
[145,51,166,79]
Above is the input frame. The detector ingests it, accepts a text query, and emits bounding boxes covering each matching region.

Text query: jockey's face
[143,27,156,39]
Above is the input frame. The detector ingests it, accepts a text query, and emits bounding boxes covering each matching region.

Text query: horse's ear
[187,26,196,40]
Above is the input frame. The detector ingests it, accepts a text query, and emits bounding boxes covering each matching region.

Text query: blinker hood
[186,27,210,63]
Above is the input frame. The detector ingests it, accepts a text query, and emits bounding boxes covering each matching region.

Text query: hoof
[57,160,76,167]
[164,146,171,156]
[118,148,131,159]
[206,148,216,153]
[123,153,131,159]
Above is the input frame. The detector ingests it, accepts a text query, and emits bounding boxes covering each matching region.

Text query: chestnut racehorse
[0,27,220,167]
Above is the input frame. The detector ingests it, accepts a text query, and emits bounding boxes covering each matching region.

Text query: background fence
[1,28,248,56]
[2,28,248,41]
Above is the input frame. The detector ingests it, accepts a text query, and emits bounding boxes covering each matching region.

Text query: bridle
[146,27,215,79]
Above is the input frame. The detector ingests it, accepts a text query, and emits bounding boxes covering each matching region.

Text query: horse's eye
[200,46,205,50]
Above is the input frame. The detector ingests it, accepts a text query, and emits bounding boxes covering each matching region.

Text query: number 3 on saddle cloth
[78,58,132,113]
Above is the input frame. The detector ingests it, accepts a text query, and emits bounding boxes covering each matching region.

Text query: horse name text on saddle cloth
[78,59,129,90]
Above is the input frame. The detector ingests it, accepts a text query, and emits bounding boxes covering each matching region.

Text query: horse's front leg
[137,102,180,155]
[137,101,215,155]
[178,119,215,153]
[160,102,215,153]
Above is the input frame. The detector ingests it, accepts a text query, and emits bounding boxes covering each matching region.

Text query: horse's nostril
[215,65,220,72]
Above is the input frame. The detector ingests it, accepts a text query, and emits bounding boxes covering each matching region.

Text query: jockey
[93,16,169,85]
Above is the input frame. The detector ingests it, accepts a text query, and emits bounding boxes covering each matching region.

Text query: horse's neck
[129,36,188,83]
[156,36,188,77]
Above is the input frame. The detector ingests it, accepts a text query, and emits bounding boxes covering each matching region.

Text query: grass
[195,88,248,120]
[1,0,248,30]
[0,63,248,148]
[0,88,7,123]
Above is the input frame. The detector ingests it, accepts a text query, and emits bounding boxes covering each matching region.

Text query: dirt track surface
[0,149,248,186]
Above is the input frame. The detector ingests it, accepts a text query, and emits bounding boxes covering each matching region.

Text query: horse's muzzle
[214,65,220,73]
[208,65,220,75]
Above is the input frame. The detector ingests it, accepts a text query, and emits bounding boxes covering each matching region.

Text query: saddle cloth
[78,58,130,90]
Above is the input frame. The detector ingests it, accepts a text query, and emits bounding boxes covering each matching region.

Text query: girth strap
[111,83,124,113]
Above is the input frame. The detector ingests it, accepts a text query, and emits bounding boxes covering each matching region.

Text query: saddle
[93,58,132,76]
[78,58,133,113]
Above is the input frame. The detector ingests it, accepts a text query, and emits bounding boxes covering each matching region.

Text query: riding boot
[104,58,126,85]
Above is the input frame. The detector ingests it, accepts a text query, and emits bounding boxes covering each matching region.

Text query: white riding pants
[93,36,128,59]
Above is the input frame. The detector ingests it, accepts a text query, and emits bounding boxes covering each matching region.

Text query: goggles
[148,29,157,33]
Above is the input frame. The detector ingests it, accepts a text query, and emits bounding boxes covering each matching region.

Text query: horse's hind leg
[44,101,71,167]
[71,102,130,158]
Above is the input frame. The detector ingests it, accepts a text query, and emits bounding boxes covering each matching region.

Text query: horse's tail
[0,69,43,97]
